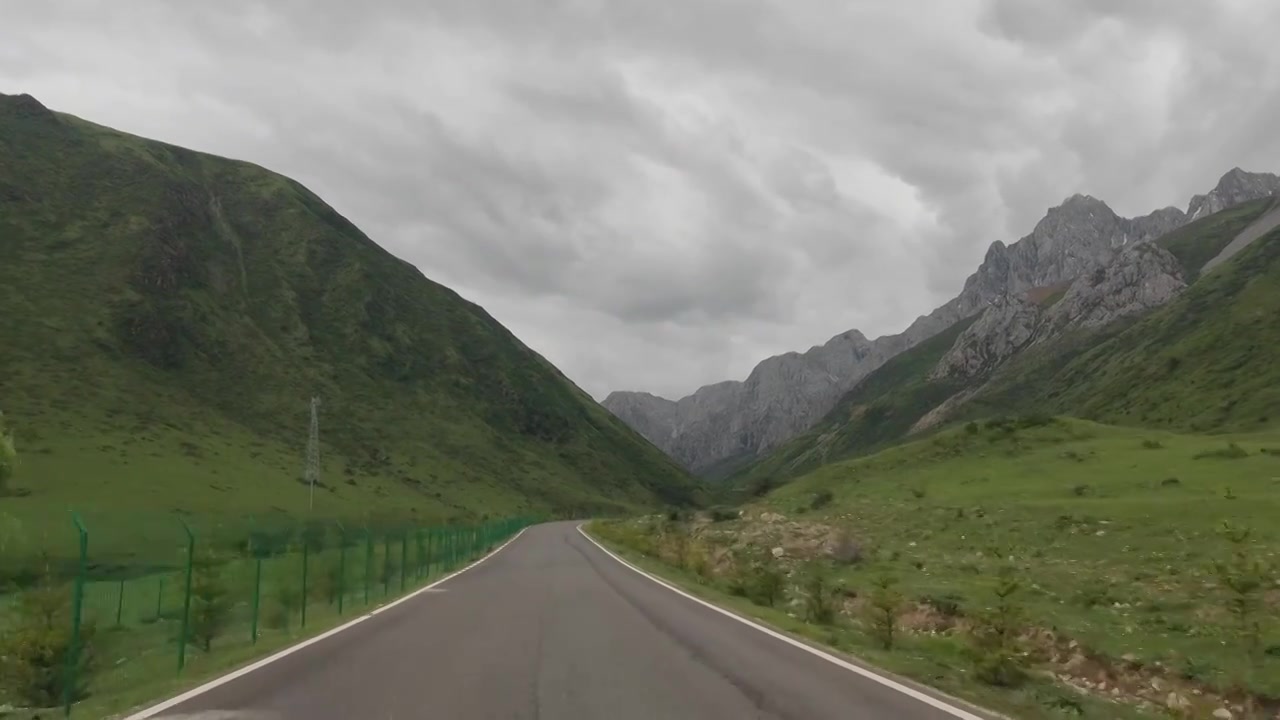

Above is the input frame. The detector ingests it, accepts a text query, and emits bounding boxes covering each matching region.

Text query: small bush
[920,592,964,618]
[810,489,834,510]
[970,566,1027,687]
[1160,477,1181,487]
[706,507,738,523]
[1140,438,1164,450]
[964,421,979,435]
[1071,484,1091,497]
[0,410,16,495]
[742,553,786,608]
[909,487,926,499]
[828,530,862,565]
[265,583,301,630]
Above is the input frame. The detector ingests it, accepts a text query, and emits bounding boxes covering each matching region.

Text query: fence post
[62,513,88,717]
[425,527,435,579]
[399,530,408,593]
[300,531,310,629]
[363,527,372,606]
[336,522,347,615]
[155,576,164,620]
[383,534,392,597]
[249,526,262,644]
[177,519,195,673]
[115,578,125,627]
[415,529,424,581]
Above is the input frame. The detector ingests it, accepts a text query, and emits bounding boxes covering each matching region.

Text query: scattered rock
[1166,692,1190,710]
[1212,709,1233,720]
[771,546,785,559]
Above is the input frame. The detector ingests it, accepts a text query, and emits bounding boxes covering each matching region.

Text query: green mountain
[0,92,701,528]
[730,197,1280,493]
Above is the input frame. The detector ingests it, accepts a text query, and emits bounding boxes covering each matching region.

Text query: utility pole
[306,396,320,512]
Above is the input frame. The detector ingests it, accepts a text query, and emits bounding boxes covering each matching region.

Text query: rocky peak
[1187,168,1280,220]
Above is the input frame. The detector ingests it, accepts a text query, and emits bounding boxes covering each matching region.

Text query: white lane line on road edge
[121,528,529,720]
[577,525,988,720]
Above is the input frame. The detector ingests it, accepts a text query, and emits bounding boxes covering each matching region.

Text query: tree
[0,566,97,707]
[970,565,1026,687]
[0,410,16,495]
[1214,523,1269,668]
[868,574,902,650]
[803,564,836,625]
[188,552,232,651]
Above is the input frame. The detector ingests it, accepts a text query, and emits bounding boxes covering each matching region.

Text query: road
[137,521,985,720]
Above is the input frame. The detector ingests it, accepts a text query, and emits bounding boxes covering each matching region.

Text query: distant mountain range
[603,168,1280,476]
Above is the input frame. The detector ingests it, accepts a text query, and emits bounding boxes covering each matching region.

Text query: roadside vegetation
[592,416,1280,720]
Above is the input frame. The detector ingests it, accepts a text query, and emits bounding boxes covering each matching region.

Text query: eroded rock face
[1044,243,1186,331]
[1187,168,1280,220]
[931,243,1187,381]
[930,296,1041,380]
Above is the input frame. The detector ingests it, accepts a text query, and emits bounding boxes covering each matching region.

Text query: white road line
[121,528,528,720]
[577,524,990,720]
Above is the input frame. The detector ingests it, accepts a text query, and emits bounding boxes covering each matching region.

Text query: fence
[0,511,534,718]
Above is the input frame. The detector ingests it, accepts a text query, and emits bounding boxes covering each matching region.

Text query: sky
[5,0,1280,401]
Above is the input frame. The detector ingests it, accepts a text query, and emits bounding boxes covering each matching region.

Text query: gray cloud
[5,0,1280,400]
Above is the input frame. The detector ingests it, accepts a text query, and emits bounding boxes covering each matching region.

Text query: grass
[1156,197,1276,281]
[594,417,1280,717]
[587,521,1163,720]
[0,91,701,575]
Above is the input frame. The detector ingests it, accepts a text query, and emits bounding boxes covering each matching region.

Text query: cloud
[5,0,1280,400]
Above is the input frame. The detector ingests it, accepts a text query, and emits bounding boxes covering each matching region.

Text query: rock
[1121,653,1138,663]
[1166,692,1190,710]
[1212,709,1233,719]
[1149,677,1165,692]
[929,295,1041,380]
[1064,653,1087,671]
[1043,243,1186,331]
[771,547,785,559]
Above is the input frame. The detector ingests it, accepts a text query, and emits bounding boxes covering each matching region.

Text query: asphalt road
[139,521,984,720]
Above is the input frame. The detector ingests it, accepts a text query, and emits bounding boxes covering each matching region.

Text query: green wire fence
[0,511,534,717]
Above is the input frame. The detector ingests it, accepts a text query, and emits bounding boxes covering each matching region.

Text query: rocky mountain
[931,242,1188,381]
[729,196,1280,494]
[605,168,1280,475]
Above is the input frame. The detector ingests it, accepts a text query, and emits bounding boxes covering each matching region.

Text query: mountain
[0,92,702,523]
[728,195,1280,493]
[605,168,1280,475]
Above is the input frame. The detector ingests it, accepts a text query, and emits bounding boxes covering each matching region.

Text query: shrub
[0,571,97,707]
[1214,523,1269,665]
[828,530,862,565]
[810,489,834,510]
[188,552,232,651]
[964,421,979,435]
[706,507,738,523]
[265,583,301,630]
[1160,477,1181,487]
[1071,484,1091,497]
[1140,438,1164,450]
[920,592,964,618]
[742,552,786,608]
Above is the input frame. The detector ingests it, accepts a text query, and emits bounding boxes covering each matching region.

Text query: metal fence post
[156,576,164,620]
[383,534,392,597]
[399,530,408,593]
[300,532,310,629]
[62,513,88,717]
[363,527,372,606]
[115,578,125,628]
[177,519,195,673]
[425,527,435,579]
[337,522,347,615]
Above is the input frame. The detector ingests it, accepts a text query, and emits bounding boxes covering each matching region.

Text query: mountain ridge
[604,167,1280,474]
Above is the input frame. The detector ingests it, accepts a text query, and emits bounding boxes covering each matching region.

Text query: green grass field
[596,417,1280,718]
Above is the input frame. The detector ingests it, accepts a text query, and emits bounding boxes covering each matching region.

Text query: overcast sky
[6,0,1280,400]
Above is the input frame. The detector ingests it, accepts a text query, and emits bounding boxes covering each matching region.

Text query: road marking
[577,525,989,720]
[123,529,528,720]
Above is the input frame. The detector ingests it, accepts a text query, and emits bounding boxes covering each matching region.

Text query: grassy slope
[762,418,1280,697]
[724,315,979,495]
[0,92,700,561]
[731,199,1280,493]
